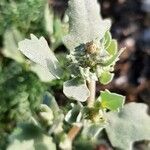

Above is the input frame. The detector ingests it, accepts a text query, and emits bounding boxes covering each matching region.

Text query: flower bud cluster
[69,39,109,73]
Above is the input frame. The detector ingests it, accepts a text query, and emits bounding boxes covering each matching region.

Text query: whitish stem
[87,80,96,107]
[67,80,96,141]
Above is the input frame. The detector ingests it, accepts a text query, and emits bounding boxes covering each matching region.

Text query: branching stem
[67,79,96,142]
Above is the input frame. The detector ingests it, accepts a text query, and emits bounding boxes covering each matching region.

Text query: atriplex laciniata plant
[7,0,150,150]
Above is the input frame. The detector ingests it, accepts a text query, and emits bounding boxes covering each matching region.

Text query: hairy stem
[87,80,96,107]
[67,80,96,142]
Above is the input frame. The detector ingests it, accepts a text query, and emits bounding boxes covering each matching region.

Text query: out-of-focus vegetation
[0,0,68,149]
[0,59,47,149]
[0,0,46,36]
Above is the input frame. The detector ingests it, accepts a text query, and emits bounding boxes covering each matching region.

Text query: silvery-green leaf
[42,92,64,134]
[43,92,60,116]
[8,124,56,150]
[65,104,83,125]
[39,104,54,126]
[18,34,62,78]
[82,121,105,139]
[63,0,111,51]
[106,102,150,150]
[2,28,25,63]
[63,78,90,102]
[7,140,34,150]
[59,134,72,150]
[36,135,56,150]
[30,64,56,82]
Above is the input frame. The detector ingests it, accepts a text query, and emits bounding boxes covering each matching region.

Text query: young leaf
[99,71,114,85]
[103,31,112,49]
[65,104,82,125]
[39,104,54,126]
[101,48,125,67]
[18,34,62,78]
[99,90,125,111]
[63,0,111,51]
[63,78,90,102]
[42,92,64,135]
[106,102,150,150]
[106,39,118,55]
[43,92,60,116]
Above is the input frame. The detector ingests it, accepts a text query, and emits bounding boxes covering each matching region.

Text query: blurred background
[0,0,150,149]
